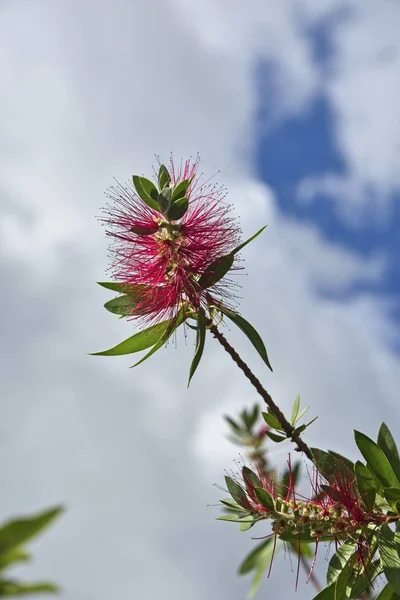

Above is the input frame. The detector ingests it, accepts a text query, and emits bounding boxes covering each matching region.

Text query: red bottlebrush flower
[102,156,241,326]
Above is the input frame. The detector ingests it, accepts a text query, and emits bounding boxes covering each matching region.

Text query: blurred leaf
[0,507,63,555]
[91,317,178,356]
[231,226,267,256]
[187,307,206,386]
[379,523,400,594]
[355,431,400,489]
[132,176,159,211]
[246,539,275,600]
[167,196,188,221]
[219,308,273,371]
[0,581,59,596]
[224,416,242,435]
[0,549,30,571]
[158,164,170,190]
[239,538,272,575]
[376,583,400,599]
[311,448,353,485]
[291,395,300,425]
[354,461,376,511]
[198,255,234,289]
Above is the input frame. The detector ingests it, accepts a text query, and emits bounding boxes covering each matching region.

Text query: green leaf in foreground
[376,583,400,599]
[379,524,400,594]
[187,307,206,386]
[378,423,400,483]
[132,175,159,210]
[130,309,186,367]
[354,461,376,511]
[239,538,275,600]
[0,506,63,554]
[0,581,59,596]
[355,430,400,489]
[218,307,273,371]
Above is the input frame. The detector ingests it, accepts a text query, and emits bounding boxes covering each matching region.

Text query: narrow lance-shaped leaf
[104,290,148,317]
[355,430,400,489]
[379,523,400,594]
[0,506,63,554]
[198,254,234,289]
[378,423,400,483]
[187,307,206,386]
[354,461,376,511]
[254,487,275,511]
[130,309,186,368]
[291,395,300,425]
[225,476,251,510]
[230,225,267,256]
[219,306,273,371]
[158,164,171,190]
[376,583,400,599]
[0,581,59,596]
[90,317,179,356]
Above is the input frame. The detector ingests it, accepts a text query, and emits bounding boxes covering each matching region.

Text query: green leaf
[262,412,283,431]
[158,164,171,190]
[231,226,267,256]
[354,461,376,511]
[104,291,148,317]
[225,476,251,510]
[187,307,206,386]
[254,487,275,511]
[198,255,234,289]
[246,539,276,600]
[239,538,272,575]
[224,416,242,435]
[355,430,400,489]
[219,308,273,371]
[171,179,190,201]
[291,395,300,425]
[376,583,400,599]
[158,186,171,215]
[327,542,356,585]
[378,423,400,483]
[129,225,157,235]
[0,581,59,596]
[90,317,178,356]
[384,488,400,513]
[242,466,261,492]
[311,448,354,485]
[132,176,159,211]
[167,196,189,221]
[379,523,400,594]
[219,498,243,511]
[0,548,30,570]
[295,405,310,424]
[0,506,63,555]
[266,431,286,443]
[97,281,139,293]
[130,310,185,367]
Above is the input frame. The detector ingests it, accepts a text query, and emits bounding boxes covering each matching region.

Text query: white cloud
[0,1,399,599]
[297,1,400,220]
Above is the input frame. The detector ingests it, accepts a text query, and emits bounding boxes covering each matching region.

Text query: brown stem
[209,324,313,460]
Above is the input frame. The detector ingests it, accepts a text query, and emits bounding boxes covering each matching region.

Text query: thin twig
[210,324,313,460]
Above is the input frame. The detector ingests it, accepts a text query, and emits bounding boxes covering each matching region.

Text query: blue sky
[255,56,400,336]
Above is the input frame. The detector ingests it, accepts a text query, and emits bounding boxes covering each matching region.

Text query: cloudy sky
[1,1,400,598]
